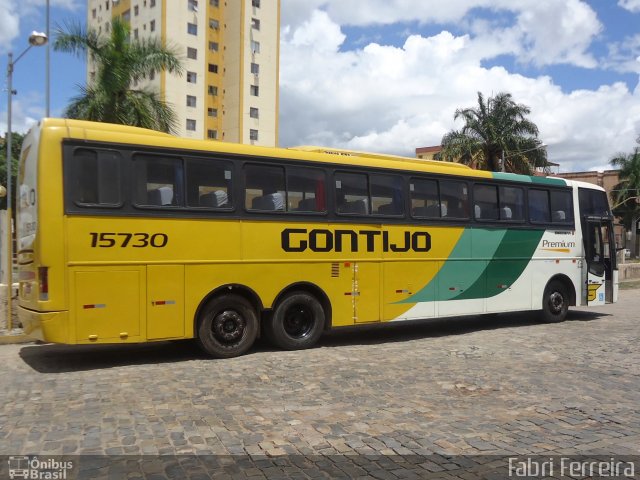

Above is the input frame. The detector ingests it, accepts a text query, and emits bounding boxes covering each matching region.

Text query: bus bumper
[18,307,69,343]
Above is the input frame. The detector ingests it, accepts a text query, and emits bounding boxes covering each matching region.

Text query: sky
[1,0,639,173]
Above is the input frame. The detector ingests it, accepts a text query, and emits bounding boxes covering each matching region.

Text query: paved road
[0,291,639,478]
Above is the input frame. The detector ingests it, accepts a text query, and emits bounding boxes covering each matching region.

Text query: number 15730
[89,232,168,248]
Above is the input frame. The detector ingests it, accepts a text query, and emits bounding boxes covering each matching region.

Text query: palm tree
[437,92,548,174]
[610,137,640,250]
[54,18,184,133]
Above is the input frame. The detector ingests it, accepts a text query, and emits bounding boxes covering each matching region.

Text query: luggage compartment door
[147,265,185,339]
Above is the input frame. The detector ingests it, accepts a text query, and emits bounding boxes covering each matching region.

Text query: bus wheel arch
[540,275,574,323]
[265,283,331,351]
[194,285,262,358]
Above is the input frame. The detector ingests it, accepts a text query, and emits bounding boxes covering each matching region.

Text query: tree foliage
[54,18,184,133]
[0,132,25,211]
[610,136,640,230]
[437,92,548,174]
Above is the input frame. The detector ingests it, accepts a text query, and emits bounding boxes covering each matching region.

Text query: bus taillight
[38,267,49,301]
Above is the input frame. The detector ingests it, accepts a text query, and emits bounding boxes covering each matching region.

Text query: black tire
[196,294,258,358]
[541,280,569,323]
[265,291,325,350]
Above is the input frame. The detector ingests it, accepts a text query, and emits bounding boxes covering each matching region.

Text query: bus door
[584,218,617,305]
[351,262,381,323]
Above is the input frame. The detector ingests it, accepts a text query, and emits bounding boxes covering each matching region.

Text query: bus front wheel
[196,294,258,358]
[265,291,325,350]
[541,280,569,323]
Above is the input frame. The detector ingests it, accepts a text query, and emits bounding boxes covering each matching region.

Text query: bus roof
[38,118,570,186]
[289,145,472,171]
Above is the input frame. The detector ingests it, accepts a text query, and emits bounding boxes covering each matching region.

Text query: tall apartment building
[87,0,280,146]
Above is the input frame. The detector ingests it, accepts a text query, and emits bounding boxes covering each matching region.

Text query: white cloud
[281,0,602,68]
[0,0,80,53]
[0,95,43,135]
[619,0,640,12]
[605,34,640,74]
[280,10,640,172]
[0,0,20,49]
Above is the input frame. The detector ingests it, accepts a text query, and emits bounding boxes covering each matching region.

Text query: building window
[150,0,156,7]
[187,23,198,35]
[249,129,259,141]
[208,85,218,96]
[188,0,198,11]
[210,0,219,6]
[134,5,139,15]
[250,62,259,74]
[186,95,197,107]
[250,107,259,119]
[187,47,197,59]
[92,8,96,19]
[209,18,219,29]
[251,40,260,53]
[207,129,218,139]
[187,71,197,83]
[150,20,156,32]
[134,28,139,39]
[208,108,218,117]
[250,85,259,96]
[208,64,218,73]
[105,0,109,10]
[251,18,260,30]
[252,0,260,7]
[209,41,219,52]
[149,71,155,80]
[186,119,196,131]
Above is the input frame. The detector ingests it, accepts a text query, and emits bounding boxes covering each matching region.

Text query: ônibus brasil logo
[7,456,73,479]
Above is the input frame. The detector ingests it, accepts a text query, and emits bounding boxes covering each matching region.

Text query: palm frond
[57,17,184,133]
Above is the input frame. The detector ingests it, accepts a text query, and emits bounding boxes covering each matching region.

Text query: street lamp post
[4,31,47,331]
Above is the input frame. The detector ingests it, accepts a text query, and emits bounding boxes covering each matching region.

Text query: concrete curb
[0,333,33,345]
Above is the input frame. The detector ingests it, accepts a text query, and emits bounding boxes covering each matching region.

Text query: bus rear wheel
[265,291,325,350]
[541,280,569,323]
[196,294,258,358]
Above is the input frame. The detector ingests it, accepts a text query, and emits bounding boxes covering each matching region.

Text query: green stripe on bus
[492,172,567,186]
[398,228,506,304]
[452,229,545,300]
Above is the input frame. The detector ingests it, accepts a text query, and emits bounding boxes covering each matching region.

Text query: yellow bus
[17,118,618,358]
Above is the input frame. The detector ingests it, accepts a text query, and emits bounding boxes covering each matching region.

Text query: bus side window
[410,178,440,218]
[529,189,551,223]
[185,158,233,209]
[71,148,122,207]
[550,190,574,224]
[133,154,184,207]
[245,164,286,212]
[500,186,524,221]
[335,172,369,215]
[287,166,326,213]
[441,180,469,219]
[473,184,499,220]
[371,173,404,216]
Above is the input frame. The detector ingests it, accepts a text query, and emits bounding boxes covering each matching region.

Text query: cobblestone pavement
[0,290,639,478]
